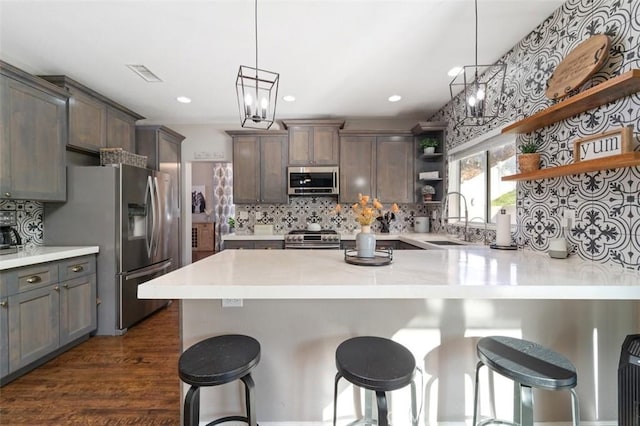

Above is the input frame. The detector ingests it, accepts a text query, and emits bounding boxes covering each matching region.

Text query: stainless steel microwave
[287,166,339,195]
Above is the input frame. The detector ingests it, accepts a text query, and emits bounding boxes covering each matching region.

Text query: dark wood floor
[0,301,181,425]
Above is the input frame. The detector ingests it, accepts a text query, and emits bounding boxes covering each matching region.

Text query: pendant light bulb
[476,87,485,100]
[468,95,477,107]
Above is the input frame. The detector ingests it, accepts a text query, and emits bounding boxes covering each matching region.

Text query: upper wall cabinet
[339,130,414,204]
[281,120,344,166]
[40,76,144,153]
[227,130,288,204]
[0,61,67,202]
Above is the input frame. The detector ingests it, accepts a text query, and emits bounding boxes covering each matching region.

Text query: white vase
[356,225,376,258]
[424,147,436,154]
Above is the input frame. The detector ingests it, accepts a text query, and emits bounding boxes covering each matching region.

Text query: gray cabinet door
[339,136,375,203]
[0,295,7,378]
[8,285,59,373]
[312,126,339,165]
[376,136,414,203]
[260,135,287,203]
[107,106,136,152]
[67,86,107,151]
[233,136,260,203]
[0,75,66,202]
[288,126,312,165]
[59,274,96,346]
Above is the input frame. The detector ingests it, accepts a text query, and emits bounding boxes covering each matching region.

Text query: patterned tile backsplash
[430,0,640,270]
[0,200,43,246]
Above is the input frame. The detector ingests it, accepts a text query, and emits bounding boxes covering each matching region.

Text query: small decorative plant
[518,141,539,154]
[420,138,439,150]
[227,217,236,228]
[518,141,541,172]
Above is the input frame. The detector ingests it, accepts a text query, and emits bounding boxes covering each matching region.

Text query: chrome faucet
[442,191,469,242]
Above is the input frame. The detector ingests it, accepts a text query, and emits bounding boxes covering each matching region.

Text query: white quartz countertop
[138,248,640,300]
[0,246,100,270]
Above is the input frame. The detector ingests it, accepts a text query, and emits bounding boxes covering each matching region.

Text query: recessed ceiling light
[388,95,402,102]
[176,96,191,104]
[283,95,296,102]
[448,66,463,77]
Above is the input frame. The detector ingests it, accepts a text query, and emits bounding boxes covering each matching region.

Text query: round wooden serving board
[545,34,610,100]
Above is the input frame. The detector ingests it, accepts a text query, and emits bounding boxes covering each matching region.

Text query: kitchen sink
[425,240,465,246]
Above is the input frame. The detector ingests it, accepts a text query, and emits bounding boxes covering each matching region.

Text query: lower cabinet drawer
[58,255,96,281]
[9,263,58,295]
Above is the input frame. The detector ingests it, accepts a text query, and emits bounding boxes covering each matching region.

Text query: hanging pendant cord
[254,0,259,72]
[474,0,478,68]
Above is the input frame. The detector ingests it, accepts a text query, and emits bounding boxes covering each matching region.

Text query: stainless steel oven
[284,230,341,249]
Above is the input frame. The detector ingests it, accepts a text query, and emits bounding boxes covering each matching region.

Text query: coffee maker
[0,211,22,254]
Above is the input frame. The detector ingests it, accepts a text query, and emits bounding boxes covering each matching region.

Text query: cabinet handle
[54,285,60,292]
[4,192,10,198]
[63,284,69,289]
[26,275,42,284]
[0,300,7,308]
[71,265,84,273]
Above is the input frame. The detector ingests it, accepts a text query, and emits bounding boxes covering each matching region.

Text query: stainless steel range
[284,230,341,249]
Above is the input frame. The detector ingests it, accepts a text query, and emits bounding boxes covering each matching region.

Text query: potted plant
[518,141,540,173]
[420,138,439,154]
[421,185,436,202]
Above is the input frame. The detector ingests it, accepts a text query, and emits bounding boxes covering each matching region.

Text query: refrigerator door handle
[148,175,157,258]
[122,260,172,281]
[153,176,161,257]
[145,176,154,257]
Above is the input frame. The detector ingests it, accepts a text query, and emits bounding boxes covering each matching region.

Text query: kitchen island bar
[139,249,640,425]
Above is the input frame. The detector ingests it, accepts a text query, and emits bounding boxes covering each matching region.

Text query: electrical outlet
[563,210,576,228]
[222,298,243,308]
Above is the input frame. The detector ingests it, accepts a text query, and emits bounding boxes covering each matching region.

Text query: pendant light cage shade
[236,65,279,130]
[449,63,506,127]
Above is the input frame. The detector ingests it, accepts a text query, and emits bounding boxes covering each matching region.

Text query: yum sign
[573,126,633,162]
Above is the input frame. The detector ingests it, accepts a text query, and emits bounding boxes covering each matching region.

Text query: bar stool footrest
[206,415,255,426]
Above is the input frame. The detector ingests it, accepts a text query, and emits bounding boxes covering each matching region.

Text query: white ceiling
[0,0,565,128]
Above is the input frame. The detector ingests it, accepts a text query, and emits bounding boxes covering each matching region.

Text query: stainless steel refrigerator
[45,165,175,335]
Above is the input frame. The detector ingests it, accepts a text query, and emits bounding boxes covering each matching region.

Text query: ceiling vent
[126,64,163,83]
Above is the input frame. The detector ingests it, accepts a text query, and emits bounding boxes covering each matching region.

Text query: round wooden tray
[344,248,393,266]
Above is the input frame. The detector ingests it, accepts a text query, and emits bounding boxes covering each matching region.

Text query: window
[447,133,517,225]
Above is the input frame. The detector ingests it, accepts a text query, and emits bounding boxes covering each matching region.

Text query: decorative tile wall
[430,0,640,270]
[0,200,43,246]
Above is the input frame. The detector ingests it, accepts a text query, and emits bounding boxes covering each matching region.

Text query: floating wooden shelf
[421,153,444,159]
[502,152,640,181]
[419,178,443,181]
[502,69,640,134]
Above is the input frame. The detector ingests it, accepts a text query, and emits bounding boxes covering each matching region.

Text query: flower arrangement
[336,194,400,232]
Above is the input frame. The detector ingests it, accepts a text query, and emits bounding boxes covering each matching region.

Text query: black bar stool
[472,336,580,426]
[333,336,418,426]
[178,334,260,426]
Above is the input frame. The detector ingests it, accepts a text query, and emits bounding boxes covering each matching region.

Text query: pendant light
[236,0,279,130]
[449,0,506,127]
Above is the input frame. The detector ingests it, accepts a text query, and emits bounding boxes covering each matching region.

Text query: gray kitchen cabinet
[0,275,8,379]
[0,61,67,202]
[0,255,97,386]
[8,283,60,373]
[136,125,185,270]
[58,256,97,346]
[376,135,414,203]
[224,240,284,250]
[339,131,414,203]
[40,75,144,153]
[282,120,343,166]
[228,131,288,204]
[339,135,376,203]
